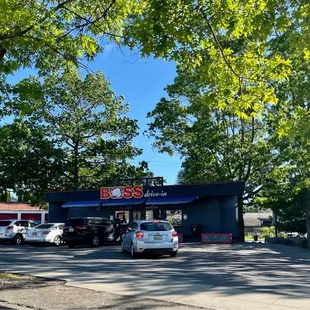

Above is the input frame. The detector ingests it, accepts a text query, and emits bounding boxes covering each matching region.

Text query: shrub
[260,226,275,238]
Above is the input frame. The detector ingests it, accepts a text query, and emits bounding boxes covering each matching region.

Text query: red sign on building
[100,185,143,200]
[201,233,232,244]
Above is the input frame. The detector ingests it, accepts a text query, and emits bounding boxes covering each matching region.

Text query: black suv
[63,217,117,248]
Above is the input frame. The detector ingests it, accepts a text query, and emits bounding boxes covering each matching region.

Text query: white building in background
[0,202,48,223]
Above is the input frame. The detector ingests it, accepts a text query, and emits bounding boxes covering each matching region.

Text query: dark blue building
[45,182,244,240]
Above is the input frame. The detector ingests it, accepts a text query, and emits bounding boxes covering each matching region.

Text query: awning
[145,196,197,206]
[62,200,102,208]
[101,198,146,207]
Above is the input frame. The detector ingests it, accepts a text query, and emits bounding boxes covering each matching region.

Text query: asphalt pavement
[0,242,310,310]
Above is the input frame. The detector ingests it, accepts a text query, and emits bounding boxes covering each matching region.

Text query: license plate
[69,228,74,232]
[154,235,162,240]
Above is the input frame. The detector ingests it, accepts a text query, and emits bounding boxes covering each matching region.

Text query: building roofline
[45,181,245,195]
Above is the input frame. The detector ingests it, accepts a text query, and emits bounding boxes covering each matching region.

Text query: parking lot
[0,242,310,310]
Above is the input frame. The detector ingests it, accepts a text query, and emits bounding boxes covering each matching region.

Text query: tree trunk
[73,142,79,190]
[307,189,310,248]
[238,195,245,242]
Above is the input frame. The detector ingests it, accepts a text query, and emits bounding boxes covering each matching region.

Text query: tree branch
[198,6,241,81]
[244,117,255,182]
[0,0,76,41]
[244,185,263,199]
[61,0,119,39]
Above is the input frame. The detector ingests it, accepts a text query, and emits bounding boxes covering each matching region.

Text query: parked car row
[0,220,64,246]
[0,218,179,258]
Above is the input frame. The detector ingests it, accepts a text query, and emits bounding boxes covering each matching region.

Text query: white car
[0,220,37,245]
[121,220,179,257]
[26,223,64,246]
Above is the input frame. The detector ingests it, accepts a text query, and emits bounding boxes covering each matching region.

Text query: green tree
[0,191,11,202]
[176,169,185,185]
[0,0,144,74]
[130,0,310,245]
[146,68,276,240]
[0,70,149,201]
[0,120,67,204]
[126,0,297,116]
[257,23,310,243]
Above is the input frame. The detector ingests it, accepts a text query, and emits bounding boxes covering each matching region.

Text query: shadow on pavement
[0,242,309,302]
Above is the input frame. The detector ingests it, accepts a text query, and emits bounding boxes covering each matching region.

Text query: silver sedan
[25,223,64,246]
[121,220,178,257]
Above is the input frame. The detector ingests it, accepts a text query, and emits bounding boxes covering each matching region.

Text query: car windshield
[0,221,11,227]
[35,224,54,229]
[65,218,85,227]
[140,222,173,231]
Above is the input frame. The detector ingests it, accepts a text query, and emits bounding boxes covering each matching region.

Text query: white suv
[0,220,37,245]
[121,220,179,258]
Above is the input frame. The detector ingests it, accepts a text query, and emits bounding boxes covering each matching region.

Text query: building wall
[220,196,238,237]
[176,198,221,236]
[175,196,238,238]
[0,210,48,223]
[48,203,68,223]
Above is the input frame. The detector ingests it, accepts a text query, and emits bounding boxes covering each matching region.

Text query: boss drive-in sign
[100,185,168,199]
[100,186,143,199]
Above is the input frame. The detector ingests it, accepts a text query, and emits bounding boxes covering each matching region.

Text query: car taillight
[42,231,50,235]
[172,231,178,237]
[76,226,88,230]
[6,226,13,231]
[135,231,144,239]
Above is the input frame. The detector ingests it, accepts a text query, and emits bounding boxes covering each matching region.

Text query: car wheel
[67,242,76,248]
[130,243,137,258]
[91,235,100,247]
[13,234,23,245]
[170,251,178,257]
[54,236,61,246]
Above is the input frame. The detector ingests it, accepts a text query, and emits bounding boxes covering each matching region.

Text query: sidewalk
[0,276,209,310]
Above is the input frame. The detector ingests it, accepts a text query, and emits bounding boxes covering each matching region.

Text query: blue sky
[89,45,182,184]
[8,45,182,185]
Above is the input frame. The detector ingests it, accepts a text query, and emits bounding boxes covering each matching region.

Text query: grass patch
[0,273,65,289]
[0,272,39,283]
[245,235,265,242]
[0,272,21,280]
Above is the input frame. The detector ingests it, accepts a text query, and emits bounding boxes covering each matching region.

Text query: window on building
[146,210,154,220]
[132,210,142,221]
[154,209,183,226]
